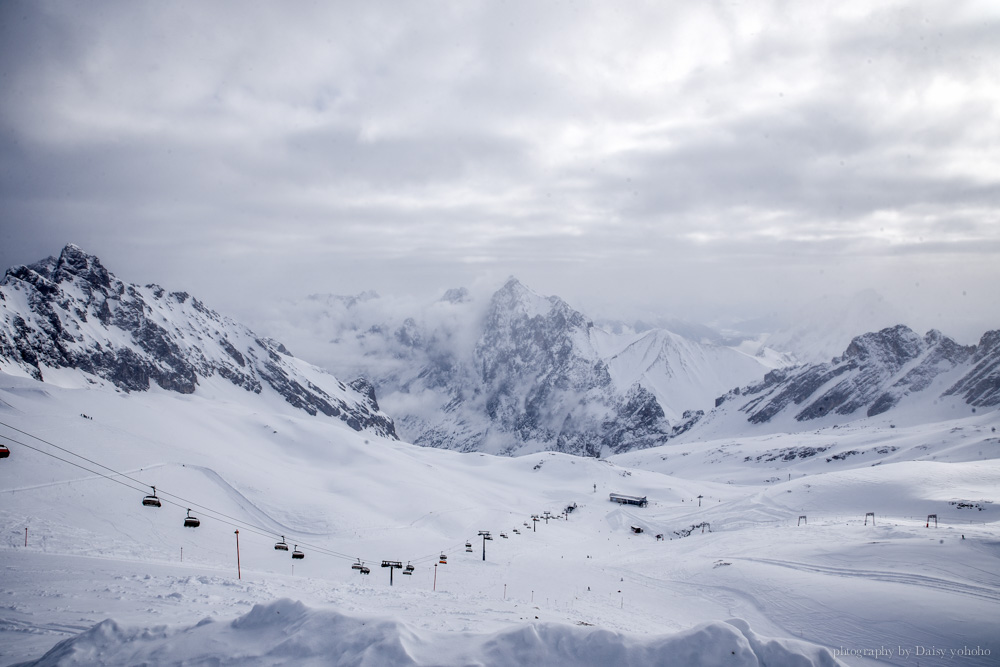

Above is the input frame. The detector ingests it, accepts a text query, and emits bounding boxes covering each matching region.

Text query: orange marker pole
[235,530,241,580]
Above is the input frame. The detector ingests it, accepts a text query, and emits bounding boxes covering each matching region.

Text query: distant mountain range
[259,278,778,456]
[0,244,397,439]
[259,280,998,455]
[2,246,996,457]
[704,324,999,436]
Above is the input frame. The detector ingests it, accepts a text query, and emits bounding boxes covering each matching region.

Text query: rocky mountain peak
[0,246,397,439]
[465,280,671,455]
[51,243,113,289]
[839,325,923,367]
[487,277,589,332]
[972,330,1000,363]
[491,276,539,311]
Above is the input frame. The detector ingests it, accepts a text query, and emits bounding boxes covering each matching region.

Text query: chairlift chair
[500,532,508,538]
[142,486,161,508]
[439,553,448,564]
[485,534,493,540]
[183,509,200,528]
[359,566,370,575]
[351,559,364,570]
[404,562,415,575]
[465,542,473,552]
[292,545,304,559]
[275,536,289,551]
[0,444,10,458]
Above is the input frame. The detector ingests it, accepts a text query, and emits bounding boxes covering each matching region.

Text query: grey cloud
[0,0,997,342]
[606,95,998,228]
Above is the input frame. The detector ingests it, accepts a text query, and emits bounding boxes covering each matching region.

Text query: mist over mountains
[2,245,997,457]
[246,267,999,455]
[253,277,778,456]
[2,245,999,666]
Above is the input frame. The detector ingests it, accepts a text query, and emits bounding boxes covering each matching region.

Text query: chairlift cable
[1,428,366,561]
[0,419,150,488]
[0,424,380,562]
[0,418,292,535]
[0,428,295,544]
[0,420,463,567]
[0,434,153,497]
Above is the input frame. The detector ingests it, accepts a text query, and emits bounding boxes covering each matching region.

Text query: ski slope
[1,372,998,666]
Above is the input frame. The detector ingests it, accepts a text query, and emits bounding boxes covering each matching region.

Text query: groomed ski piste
[1,372,998,666]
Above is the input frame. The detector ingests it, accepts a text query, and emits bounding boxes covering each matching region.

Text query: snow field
[2,373,999,665]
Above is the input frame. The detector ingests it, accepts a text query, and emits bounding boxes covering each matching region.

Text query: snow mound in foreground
[21,598,840,667]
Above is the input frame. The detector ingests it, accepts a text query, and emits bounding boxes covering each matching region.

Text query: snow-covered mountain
[594,327,771,421]
[263,278,773,456]
[2,250,999,666]
[2,350,998,665]
[0,244,396,438]
[701,324,1000,437]
[469,279,678,456]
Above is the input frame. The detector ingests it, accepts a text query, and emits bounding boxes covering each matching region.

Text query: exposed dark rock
[348,377,380,411]
[744,445,830,463]
[726,325,998,424]
[943,330,1000,407]
[220,339,246,367]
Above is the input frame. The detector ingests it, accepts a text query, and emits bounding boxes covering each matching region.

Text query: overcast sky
[1,0,998,341]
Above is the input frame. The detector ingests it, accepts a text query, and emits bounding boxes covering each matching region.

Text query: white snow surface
[2,372,998,666]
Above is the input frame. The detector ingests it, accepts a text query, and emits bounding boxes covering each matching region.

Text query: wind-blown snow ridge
[20,598,840,667]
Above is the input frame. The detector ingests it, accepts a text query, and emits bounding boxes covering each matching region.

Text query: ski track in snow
[0,463,169,494]
[734,557,1000,603]
[184,465,328,537]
